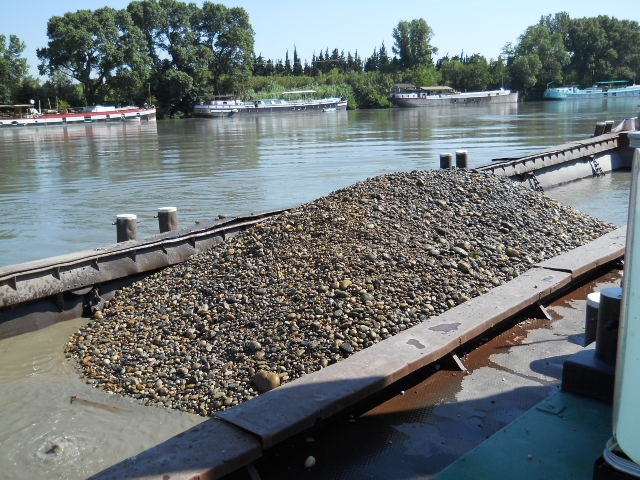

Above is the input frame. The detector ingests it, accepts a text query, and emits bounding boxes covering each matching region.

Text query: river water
[0,99,639,479]
[2,99,638,268]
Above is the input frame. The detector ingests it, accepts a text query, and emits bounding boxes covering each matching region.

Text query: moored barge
[389,84,519,107]
[0,104,156,127]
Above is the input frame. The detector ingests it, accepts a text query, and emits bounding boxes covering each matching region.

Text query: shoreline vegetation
[2,4,640,117]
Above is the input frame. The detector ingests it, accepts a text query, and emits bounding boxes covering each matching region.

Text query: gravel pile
[65,169,616,416]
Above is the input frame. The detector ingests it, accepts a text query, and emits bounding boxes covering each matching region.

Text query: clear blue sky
[3,0,639,77]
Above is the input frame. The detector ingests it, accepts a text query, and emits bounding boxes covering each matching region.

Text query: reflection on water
[545,170,632,226]
[1,101,638,267]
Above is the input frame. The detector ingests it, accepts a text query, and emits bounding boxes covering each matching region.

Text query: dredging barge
[2,117,640,479]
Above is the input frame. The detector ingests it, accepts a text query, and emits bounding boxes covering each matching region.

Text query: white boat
[244,91,347,114]
[389,84,518,107]
[543,80,640,100]
[0,103,156,127]
[193,96,245,117]
[194,90,348,117]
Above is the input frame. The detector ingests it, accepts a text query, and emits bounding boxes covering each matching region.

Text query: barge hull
[390,91,518,107]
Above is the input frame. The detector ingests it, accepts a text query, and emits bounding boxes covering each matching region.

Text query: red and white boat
[0,103,156,127]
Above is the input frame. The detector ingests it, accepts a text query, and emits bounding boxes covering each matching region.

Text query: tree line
[1,1,639,117]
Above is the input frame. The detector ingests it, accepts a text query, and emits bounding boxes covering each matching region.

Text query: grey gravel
[65,169,616,416]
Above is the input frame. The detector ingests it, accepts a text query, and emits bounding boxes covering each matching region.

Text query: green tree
[0,34,28,103]
[438,54,490,91]
[515,22,569,87]
[36,7,150,105]
[565,17,608,85]
[196,2,254,94]
[37,8,121,104]
[292,47,303,76]
[510,53,542,94]
[107,9,153,105]
[602,18,640,83]
[129,0,205,111]
[156,69,194,116]
[488,57,511,89]
[126,0,167,70]
[40,72,84,109]
[392,19,437,70]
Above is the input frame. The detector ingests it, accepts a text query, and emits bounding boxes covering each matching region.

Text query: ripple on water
[29,430,104,479]
[33,432,86,465]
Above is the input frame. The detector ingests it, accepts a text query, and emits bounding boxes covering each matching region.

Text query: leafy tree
[488,57,511,89]
[108,9,153,105]
[156,68,194,116]
[392,19,437,70]
[566,16,640,84]
[565,17,608,85]
[438,54,490,91]
[515,22,569,88]
[37,8,123,104]
[510,53,542,94]
[41,72,84,109]
[0,34,28,103]
[197,2,254,93]
[603,18,640,82]
[126,0,168,71]
[36,7,150,105]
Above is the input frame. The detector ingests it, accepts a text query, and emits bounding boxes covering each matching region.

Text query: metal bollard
[584,291,600,346]
[595,287,622,365]
[440,153,453,169]
[115,214,137,242]
[594,122,606,136]
[603,120,614,133]
[455,150,468,169]
[157,206,179,233]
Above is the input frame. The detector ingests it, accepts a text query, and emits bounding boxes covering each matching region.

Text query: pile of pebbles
[65,169,616,416]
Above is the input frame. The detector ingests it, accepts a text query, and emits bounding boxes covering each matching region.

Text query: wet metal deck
[221,271,620,480]
[434,389,611,479]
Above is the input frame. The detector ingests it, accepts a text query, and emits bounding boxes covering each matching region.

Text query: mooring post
[603,120,614,133]
[594,122,606,136]
[157,206,179,233]
[595,286,622,365]
[584,291,600,346]
[115,214,137,242]
[439,153,453,169]
[455,150,468,169]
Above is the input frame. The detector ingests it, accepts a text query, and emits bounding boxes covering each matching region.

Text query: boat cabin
[0,104,40,119]
[390,84,459,99]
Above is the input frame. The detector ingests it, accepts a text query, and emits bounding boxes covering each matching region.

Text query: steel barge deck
[90,230,625,479]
